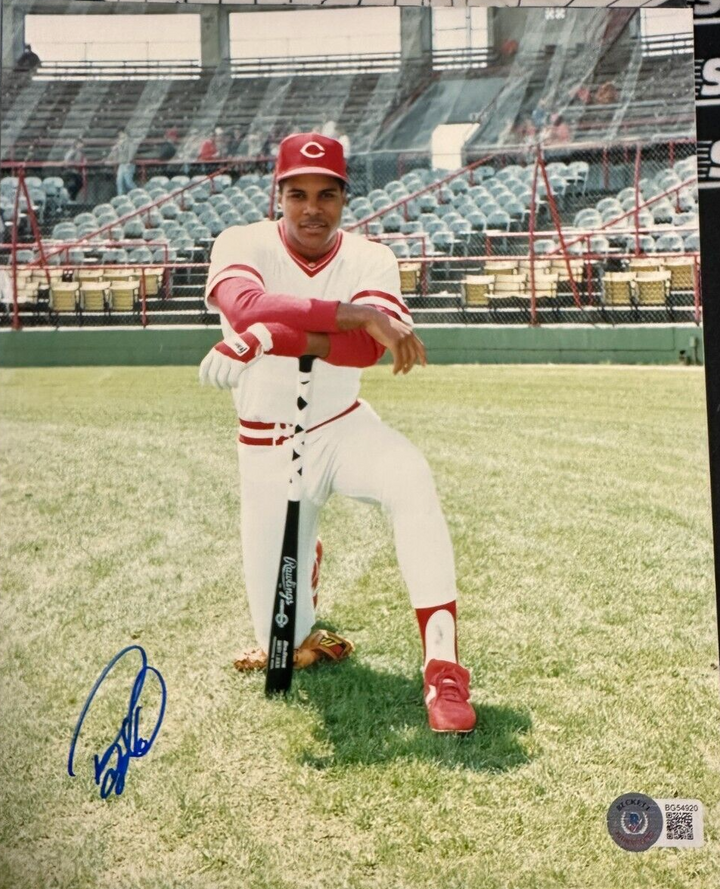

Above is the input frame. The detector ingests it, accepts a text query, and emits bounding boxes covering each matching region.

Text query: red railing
[346,154,495,233]
[28,166,232,267]
[2,260,205,329]
[5,248,699,330]
[3,138,699,330]
[549,174,697,256]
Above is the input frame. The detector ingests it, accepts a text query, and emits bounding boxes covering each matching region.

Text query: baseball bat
[265,354,316,697]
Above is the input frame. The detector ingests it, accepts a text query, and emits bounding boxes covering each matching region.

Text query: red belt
[238,400,361,446]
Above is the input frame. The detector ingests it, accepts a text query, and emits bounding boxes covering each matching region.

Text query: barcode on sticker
[655,799,704,848]
[666,810,694,841]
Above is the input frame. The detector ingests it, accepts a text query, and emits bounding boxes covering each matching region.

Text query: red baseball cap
[275,132,348,184]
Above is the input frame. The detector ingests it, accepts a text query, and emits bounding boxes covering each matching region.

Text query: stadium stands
[0,145,699,329]
[465,31,693,151]
[0,7,698,331]
[1,22,693,167]
[1,64,423,166]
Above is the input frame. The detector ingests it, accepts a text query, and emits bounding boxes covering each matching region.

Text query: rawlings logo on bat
[274,557,297,627]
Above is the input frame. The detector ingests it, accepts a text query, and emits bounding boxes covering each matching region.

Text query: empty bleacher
[1,61,425,165]
[466,35,694,151]
[0,149,699,329]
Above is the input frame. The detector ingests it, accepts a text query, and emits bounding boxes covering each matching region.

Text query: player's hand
[364,312,426,375]
[198,323,272,389]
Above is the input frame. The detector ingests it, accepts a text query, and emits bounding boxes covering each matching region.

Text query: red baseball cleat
[424,659,477,734]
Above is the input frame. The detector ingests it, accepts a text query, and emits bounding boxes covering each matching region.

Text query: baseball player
[200,132,476,733]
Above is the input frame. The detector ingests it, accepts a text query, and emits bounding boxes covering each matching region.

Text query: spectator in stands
[531,97,550,133]
[246,133,261,158]
[595,81,618,105]
[243,133,262,173]
[63,137,86,201]
[197,126,225,175]
[512,115,536,144]
[16,44,41,73]
[22,143,42,181]
[261,133,275,174]
[548,114,571,145]
[218,130,232,160]
[571,85,591,105]
[158,127,180,162]
[0,268,12,311]
[177,128,203,174]
[500,38,519,59]
[198,127,223,163]
[106,128,136,196]
[228,127,245,157]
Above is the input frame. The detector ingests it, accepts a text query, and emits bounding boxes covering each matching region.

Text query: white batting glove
[199,323,274,389]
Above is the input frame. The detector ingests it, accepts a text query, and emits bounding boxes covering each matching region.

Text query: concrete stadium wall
[0,325,704,367]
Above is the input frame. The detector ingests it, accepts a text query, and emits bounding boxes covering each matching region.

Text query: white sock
[423,609,458,668]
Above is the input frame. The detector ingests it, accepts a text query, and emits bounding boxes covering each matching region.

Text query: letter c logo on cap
[300,141,326,159]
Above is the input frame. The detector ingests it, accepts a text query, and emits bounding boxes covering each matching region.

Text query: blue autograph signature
[68,645,166,799]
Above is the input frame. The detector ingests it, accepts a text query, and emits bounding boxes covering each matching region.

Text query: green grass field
[1,364,718,889]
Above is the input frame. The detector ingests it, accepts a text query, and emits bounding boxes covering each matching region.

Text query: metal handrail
[347,154,495,233]
[8,46,504,84]
[31,59,202,82]
[35,59,201,69]
[639,33,695,55]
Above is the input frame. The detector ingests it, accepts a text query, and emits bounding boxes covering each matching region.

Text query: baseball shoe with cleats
[424,659,477,734]
[199,322,273,389]
[234,629,354,672]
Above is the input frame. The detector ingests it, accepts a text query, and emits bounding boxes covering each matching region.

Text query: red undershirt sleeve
[325,305,401,368]
[212,277,341,333]
[259,325,385,367]
[210,276,389,369]
[324,328,385,368]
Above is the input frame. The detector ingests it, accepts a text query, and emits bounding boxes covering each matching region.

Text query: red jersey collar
[278,220,343,278]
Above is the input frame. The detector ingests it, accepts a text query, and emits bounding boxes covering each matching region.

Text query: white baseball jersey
[205,220,411,428]
[203,221,458,658]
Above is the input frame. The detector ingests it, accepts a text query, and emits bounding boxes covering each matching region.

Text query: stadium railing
[639,33,695,57]
[1,139,700,330]
[231,52,403,78]
[6,46,501,84]
[31,60,203,82]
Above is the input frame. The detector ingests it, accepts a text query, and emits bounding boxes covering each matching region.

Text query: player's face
[279,174,345,260]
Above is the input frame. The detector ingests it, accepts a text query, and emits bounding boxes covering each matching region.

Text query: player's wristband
[226,322,273,357]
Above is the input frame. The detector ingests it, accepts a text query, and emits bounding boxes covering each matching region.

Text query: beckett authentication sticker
[608,795,705,851]
[607,794,664,852]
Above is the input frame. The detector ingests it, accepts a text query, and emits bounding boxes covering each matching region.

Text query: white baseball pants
[237,401,457,649]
